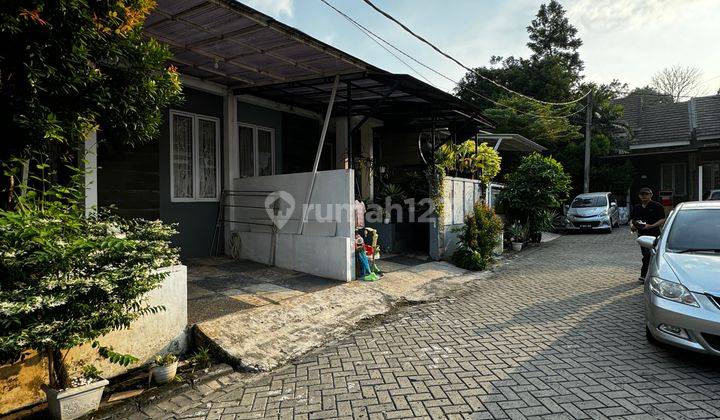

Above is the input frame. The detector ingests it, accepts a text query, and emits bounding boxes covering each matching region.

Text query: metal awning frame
[145,0,371,87]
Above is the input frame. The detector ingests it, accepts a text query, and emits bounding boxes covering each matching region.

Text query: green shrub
[452,203,503,270]
[436,140,501,183]
[0,166,178,388]
[498,153,571,240]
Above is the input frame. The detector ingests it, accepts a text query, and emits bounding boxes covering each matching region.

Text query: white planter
[42,379,108,420]
[511,242,523,252]
[150,361,178,384]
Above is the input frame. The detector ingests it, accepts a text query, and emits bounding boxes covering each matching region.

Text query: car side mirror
[637,235,657,249]
[610,202,617,207]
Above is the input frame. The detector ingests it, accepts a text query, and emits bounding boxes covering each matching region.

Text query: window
[238,123,275,177]
[170,111,220,201]
[666,209,720,253]
[660,163,686,196]
[571,195,608,208]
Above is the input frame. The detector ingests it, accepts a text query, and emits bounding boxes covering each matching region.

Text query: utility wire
[361,0,591,106]
[325,6,432,84]
[320,0,587,121]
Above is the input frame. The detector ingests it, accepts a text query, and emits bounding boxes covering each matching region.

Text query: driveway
[121,229,720,419]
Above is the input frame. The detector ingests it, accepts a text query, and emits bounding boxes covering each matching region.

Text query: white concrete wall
[437,177,485,259]
[66,265,189,376]
[1,265,189,414]
[227,169,355,281]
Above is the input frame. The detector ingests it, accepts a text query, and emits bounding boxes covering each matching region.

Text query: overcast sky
[242,0,720,97]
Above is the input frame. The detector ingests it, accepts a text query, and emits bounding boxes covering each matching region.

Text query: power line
[319,0,587,121]
[325,7,433,84]
[361,0,591,107]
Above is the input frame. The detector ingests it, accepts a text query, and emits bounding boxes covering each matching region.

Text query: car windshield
[666,209,720,254]
[711,191,720,200]
[571,196,607,208]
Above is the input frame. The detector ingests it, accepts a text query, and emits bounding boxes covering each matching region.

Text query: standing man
[630,187,666,283]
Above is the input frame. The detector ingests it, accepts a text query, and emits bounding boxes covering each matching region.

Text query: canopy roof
[144,0,492,129]
[238,72,493,128]
[145,0,374,87]
[477,134,546,153]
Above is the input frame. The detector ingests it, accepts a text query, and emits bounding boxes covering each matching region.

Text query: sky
[242,0,720,97]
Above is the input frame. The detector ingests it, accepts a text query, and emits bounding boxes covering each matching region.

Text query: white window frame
[660,163,686,196]
[237,122,275,177]
[169,110,221,202]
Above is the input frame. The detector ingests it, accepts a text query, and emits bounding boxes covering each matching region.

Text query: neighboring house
[610,93,720,204]
[88,0,495,281]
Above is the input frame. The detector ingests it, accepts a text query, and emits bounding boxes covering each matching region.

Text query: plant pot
[150,361,178,384]
[42,379,108,420]
[511,242,523,251]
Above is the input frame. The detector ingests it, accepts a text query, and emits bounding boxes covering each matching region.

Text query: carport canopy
[144,0,492,130]
[477,133,546,153]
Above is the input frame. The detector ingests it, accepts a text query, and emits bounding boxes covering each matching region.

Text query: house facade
[88,0,494,280]
[611,93,720,204]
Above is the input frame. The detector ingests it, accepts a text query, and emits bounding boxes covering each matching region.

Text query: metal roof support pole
[493,138,503,151]
[298,75,340,235]
[583,90,593,193]
[347,82,352,169]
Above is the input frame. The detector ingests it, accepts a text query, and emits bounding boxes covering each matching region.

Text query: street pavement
[122,228,720,419]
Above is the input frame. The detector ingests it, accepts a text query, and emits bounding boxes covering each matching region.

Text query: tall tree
[651,66,705,102]
[526,0,584,79]
[455,0,583,109]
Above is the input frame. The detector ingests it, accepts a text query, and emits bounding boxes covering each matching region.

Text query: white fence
[227,169,355,281]
[432,176,485,259]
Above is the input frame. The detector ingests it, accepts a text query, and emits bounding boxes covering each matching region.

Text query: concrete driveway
[114,229,720,419]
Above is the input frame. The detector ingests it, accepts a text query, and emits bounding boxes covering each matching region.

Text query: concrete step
[192,261,480,372]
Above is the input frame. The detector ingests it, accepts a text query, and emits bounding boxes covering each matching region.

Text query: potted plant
[0,166,179,419]
[41,365,108,420]
[151,354,179,384]
[507,223,526,251]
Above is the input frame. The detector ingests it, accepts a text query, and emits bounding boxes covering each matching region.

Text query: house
[88,0,496,281]
[610,93,720,204]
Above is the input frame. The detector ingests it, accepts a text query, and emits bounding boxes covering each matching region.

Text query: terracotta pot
[42,379,108,420]
[150,361,178,384]
[511,242,523,251]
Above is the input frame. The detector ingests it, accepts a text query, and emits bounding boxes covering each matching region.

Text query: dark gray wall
[98,139,160,220]
[159,87,224,260]
[282,113,320,174]
[237,101,283,173]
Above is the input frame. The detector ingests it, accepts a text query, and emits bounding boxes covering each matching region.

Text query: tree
[0,1,182,173]
[527,0,584,79]
[651,66,705,102]
[482,96,581,151]
[455,1,583,108]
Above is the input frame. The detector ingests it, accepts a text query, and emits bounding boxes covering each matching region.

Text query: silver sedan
[639,201,720,355]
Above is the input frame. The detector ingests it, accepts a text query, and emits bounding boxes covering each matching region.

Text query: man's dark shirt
[631,200,666,237]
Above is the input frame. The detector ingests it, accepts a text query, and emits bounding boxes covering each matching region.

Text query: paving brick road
[123,229,720,419]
